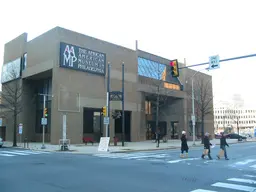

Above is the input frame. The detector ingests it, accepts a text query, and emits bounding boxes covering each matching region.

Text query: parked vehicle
[226,133,247,141]
[0,137,3,147]
[215,133,228,139]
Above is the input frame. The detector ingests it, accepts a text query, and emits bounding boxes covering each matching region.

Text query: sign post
[38,93,53,149]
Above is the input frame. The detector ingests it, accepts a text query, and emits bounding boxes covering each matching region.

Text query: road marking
[212,182,256,191]
[249,164,256,168]
[227,178,256,185]
[124,154,168,159]
[0,153,15,156]
[235,159,256,165]
[167,158,200,164]
[190,189,217,192]
[94,153,169,160]
[244,175,256,178]
[0,151,30,155]
[12,150,41,154]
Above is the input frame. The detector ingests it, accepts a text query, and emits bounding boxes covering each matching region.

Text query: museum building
[1,26,214,144]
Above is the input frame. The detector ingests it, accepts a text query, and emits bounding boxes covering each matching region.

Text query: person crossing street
[201,132,212,160]
[217,132,229,160]
[180,131,189,158]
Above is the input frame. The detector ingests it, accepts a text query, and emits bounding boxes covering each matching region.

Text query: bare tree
[1,65,23,147]
[187,75,213,143]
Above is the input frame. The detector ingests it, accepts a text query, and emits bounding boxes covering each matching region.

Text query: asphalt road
[1,141,256,192]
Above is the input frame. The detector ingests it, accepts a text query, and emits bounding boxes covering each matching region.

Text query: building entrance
[114,111,131,142]
[0,126,6,141]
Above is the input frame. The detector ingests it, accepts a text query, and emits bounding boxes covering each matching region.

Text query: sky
[0,0,256,107]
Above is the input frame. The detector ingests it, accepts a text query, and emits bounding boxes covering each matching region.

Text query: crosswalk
[229,159,256,171]
[191,174,256,192]
[93,151,201,163]
[93,152,256,171]
[0,150,51,157]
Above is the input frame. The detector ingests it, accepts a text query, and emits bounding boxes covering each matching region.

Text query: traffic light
[170,59,179,77]
[102,106,107,116]
[43,108,48,117]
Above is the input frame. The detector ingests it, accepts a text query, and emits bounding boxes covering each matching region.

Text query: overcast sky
[0,0,255,107]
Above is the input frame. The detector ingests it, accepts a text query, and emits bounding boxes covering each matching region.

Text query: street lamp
[187,68,209,146]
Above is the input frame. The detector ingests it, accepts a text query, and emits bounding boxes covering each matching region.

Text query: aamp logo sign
[63,45,77,67]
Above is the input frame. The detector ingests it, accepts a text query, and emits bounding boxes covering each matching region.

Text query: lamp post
[188,68,209,146]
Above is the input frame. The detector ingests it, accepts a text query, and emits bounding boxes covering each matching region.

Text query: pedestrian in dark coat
[180,131,189,158]
[217,132,229,160]
[201,132,212,160]
[155,128,161,148]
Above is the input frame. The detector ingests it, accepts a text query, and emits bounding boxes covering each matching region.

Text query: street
[1,142,256,192]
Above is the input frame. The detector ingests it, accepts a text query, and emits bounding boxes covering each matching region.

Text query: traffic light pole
[41,94,46,149]
[179,53,256,69]
[106,64,111,137]
[121,64,125,147]
[106,92,109,137]
[38,93,53,149]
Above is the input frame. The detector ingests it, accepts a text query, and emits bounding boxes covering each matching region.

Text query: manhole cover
[32,162,45,165]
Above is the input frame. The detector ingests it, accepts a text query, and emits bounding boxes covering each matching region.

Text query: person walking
[201,132,212,160]
[180,131,189,158]
[156,128,161,148]
[217,132,229,160]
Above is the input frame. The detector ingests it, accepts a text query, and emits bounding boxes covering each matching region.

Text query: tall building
[1,26,214,144]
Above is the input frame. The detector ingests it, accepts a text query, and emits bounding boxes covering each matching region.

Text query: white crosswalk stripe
[229,158,256,170]
[0,150,51,157]
[191,189,217,192]
[93,152,206,165]
[93,152,182,162]
[190,175,256,192]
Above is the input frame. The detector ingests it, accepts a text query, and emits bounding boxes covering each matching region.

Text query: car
[215,133,228,139]
[0,137,3,147]
[226,133,247,141]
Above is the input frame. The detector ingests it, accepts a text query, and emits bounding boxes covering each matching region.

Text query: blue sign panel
[59,42,106,75]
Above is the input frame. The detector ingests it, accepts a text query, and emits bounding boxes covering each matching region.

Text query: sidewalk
[3,138,248,154]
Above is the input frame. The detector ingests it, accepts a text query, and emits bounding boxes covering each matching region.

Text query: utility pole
[121,63,125,146]
[191,77,196,146]
[38,93,53,149]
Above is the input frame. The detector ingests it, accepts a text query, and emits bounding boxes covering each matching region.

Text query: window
[145,101,152,115]
[138,57,181,87]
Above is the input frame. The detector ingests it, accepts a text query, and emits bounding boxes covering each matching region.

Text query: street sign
[104,117,109,125]
[208,55,220,70]
[41,118,47,125]
[18,123,23,134]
